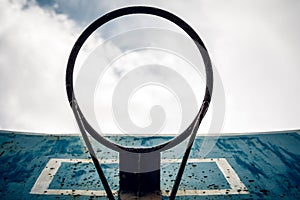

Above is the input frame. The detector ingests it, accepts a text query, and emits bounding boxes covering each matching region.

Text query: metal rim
[66,6,213,153]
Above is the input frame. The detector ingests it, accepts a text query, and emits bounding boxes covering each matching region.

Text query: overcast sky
[0,0,300,134]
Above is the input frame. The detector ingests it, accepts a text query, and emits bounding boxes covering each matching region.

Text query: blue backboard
[0,130,299,199]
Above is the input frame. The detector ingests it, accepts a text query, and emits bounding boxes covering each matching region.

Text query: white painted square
[30,158,248,196]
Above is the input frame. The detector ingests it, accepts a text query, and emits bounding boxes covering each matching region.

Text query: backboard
[0,130,299,199]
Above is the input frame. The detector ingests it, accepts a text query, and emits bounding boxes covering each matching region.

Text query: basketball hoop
[66,6,213,199]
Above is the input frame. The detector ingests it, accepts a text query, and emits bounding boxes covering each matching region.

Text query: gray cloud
[1,0,299,134]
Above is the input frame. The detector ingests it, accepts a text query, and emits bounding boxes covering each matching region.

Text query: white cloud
[0,0,198,135]
[40,0,300,133]
[0,0,81,133]
[152,0,300,133]
[1,0,300,134]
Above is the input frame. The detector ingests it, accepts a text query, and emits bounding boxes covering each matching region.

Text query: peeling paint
[0,130,299,199]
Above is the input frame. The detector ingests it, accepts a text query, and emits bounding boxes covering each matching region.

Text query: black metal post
[119,152,161,199]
